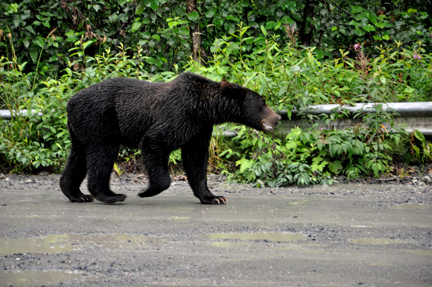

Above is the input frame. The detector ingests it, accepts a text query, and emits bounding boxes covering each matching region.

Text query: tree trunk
[186,0,206,65]
[299,0,316,47]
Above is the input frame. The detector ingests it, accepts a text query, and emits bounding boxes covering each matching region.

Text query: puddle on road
[404,249,432,256]
[208,232,304,242]
[368,262,392,267]
[390,204,431,210]
[0,270,87,287]
[211,242,248,248]
[287,200,309,205]
[0,234,148,256]
[350,238,409,245]
[172,216,190,222]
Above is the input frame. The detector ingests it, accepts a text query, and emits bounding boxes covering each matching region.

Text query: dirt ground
[0,173,431,286]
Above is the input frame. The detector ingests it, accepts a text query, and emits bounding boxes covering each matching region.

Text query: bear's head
[220,79,281,132]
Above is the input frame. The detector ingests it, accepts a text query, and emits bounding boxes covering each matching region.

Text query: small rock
[422,176,431,184]
[418,182,426,186]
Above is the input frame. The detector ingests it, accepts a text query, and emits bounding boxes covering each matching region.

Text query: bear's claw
[95,194,127,204]
[67,194,94,203]
[201,196,228,205]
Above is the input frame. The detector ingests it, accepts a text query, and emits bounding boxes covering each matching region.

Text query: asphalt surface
[0,174,431,286]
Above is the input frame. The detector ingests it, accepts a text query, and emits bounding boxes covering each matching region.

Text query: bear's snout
[261,107,281,132]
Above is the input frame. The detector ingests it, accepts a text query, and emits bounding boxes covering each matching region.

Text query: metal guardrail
[1,102,432,136]
[279,102,432,118]
[278,102,432,137]
[0,110,43,119]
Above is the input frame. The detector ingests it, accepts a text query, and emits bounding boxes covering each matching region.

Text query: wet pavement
[0,174,431,286]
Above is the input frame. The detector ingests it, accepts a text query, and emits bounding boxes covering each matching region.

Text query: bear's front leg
[181,130,228,205]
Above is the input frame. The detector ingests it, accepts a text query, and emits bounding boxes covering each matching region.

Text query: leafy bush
[219,119,408,187]
[1,0,431,81]
[188,25,432,109]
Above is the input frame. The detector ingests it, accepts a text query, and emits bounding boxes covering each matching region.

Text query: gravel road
[0,173,431,286]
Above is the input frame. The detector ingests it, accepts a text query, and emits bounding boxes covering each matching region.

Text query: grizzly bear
[60,72,281,204]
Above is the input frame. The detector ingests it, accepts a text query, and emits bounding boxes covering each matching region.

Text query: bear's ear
[220,79,245,100]
[220,79,233,92]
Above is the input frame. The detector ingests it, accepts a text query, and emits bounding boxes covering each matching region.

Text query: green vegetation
[1,0,431,185]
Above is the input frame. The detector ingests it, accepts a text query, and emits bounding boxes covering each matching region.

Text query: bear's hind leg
[86,144,126,203]
[60,145,93,202]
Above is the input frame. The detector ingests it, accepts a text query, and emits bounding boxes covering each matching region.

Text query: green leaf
[132,22,142,32]
[23,39,30,48]
[187,11,199,22]
[282,16,295,24]
[260,25,268,36]
[351,6,364,14]
[205,9,215,18]
[329,160,342,174]
[348,20,359,28]
[354,28,365,36]
[227,15,240,22]
[150,0,159,11]
[413,130,426,143]
[382,34,389,40]
[25,26,36,35]
[362,24,376,32]
[403,87,415,94]
[236,158,254,174]
[290,65,301,72]
[151,34,160,41]
[82,39,96,50]
[167,20,177,28]
[375,22,386,28]
[29,50,38,63]
[240,0,249,7]
[136,2,145,15]
[366,13,377,24]
[265,21,277,30]
[65,68,72,77]
[146,57,156,64]
[278,85,288,97]
[34,37,45,49]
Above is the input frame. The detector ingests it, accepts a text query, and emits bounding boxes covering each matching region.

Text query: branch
[325,0,352,17]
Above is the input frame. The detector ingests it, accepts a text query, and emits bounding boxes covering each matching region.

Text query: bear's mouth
[261,115,281,132]
[262,120,275,131]
[260,106,282,132]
